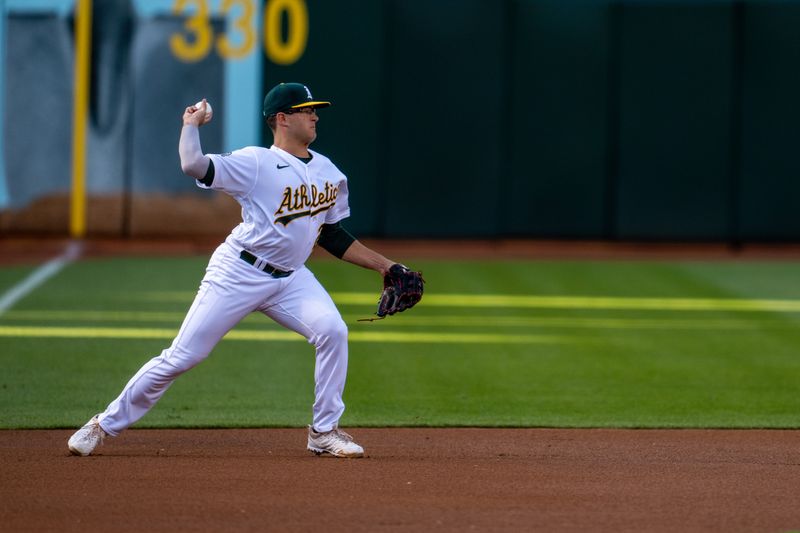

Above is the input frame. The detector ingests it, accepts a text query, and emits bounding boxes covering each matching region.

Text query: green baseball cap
[262,82,331,118]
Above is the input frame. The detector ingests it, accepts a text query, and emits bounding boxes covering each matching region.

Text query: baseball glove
[375,263,424,318]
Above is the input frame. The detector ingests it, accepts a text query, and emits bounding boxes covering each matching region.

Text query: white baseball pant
[97,242,349,435]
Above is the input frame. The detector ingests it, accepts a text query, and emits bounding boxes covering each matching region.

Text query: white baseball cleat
[67,415,107,456]
[307,426,364,458]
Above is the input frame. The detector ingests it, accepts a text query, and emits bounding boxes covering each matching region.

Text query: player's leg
[97,280,250,436]
[260,267,362,457]
[67,278,250,456]
[259,266,349,432]
[68,244,273,455]
[98,245,280,435]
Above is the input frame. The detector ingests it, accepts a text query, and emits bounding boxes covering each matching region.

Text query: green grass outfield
[1,255,799,429]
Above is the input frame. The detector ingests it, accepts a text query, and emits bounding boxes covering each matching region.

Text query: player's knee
[313,314,348,346]
[161,346,208,374]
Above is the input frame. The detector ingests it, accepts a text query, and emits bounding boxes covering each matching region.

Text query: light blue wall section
[131,0,173,16]
[3,1,70,210]
[6,0,72,14]
[3,1,74,209]
[133,0,263,151]
[222,1,262,152]
[0,0,8,208]
[0,0,264,209]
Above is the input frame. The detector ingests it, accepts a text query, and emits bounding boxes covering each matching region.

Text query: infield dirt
[2,428,799,532]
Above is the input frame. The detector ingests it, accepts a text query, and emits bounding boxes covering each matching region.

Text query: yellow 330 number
[170,0,308,64]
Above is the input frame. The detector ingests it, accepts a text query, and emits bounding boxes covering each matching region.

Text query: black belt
[239,250,293,278]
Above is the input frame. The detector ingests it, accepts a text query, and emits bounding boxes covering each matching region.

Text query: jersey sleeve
[197,147,258,196]
[325,175,351,224]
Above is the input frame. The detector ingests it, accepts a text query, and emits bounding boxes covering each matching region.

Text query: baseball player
[67,82,421,458]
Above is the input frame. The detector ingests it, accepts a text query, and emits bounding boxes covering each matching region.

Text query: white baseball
[194,100,213,124]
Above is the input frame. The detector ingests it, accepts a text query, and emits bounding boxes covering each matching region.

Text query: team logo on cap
[304,85,313,100]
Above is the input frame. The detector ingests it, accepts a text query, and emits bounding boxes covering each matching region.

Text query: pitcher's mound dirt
[2,428,799,532]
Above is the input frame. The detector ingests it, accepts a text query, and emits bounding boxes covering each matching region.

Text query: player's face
[283,107,319,144]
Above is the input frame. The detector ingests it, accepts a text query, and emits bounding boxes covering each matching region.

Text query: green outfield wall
[3,0,800,241]
[269,0,800,242]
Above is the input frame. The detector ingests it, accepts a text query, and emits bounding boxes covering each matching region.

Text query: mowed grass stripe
[3,310,187,322]
[139,291,800,312]
[0,326,562,344]
[340,293,800,311]
[1,310,794,331]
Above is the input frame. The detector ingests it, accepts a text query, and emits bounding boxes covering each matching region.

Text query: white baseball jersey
[95,145,354,438]
[201,145,351,271]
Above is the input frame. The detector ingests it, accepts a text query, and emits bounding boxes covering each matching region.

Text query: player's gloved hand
[376,264,424,318]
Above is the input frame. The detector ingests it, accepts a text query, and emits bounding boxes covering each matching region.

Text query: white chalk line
[0,241,82,316]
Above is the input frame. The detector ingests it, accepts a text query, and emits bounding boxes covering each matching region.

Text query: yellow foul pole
[70,0,92,238]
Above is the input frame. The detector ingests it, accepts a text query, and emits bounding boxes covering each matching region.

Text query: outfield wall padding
[3,1,800,241]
